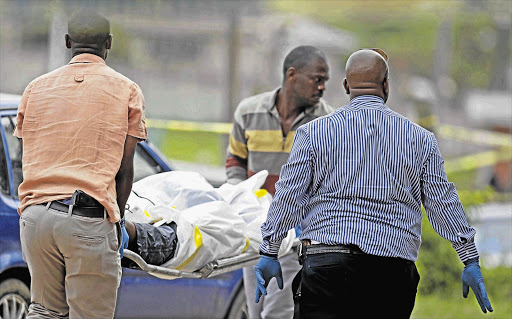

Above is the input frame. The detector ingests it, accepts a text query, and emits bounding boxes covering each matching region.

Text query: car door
[0,111,25,247]
[116,144,244,319]
[0,109,243,319]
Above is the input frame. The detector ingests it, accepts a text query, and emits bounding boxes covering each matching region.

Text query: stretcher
[123,249,262,280]
[123,171,299,279]
[123,240,299,280]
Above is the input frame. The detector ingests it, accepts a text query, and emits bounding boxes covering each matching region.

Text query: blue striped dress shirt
[260,95,478,263]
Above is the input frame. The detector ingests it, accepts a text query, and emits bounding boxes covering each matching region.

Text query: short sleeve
[226,112,248,184]
[127,82,147,140]
[13,82,33,138]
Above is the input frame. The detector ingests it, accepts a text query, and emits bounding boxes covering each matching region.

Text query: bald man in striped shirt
[226,46,334,319]
[254,49,493,318]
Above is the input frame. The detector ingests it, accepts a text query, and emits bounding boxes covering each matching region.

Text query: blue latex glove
[462,259,493,313]
[119,218,129,259]
[294,224,302,237]
[254,255,283,303]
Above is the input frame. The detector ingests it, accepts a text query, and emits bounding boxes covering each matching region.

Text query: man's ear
[343,78,350,94]
[105,34,113,50]
[383,78,389,96]
[286,67,296,81]
[65,34,72,49]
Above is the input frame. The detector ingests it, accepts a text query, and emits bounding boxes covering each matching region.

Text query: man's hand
[254,255,283,303]
[119,218,129,259]
[462,258,493,313]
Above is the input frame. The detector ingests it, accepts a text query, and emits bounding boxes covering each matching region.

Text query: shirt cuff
[13,126,22,138]
[127,128,147,141]
[453,240,479,264]
[260,239,282,256]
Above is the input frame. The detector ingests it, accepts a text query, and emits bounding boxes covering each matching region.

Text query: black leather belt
[44,201,104,218]
[298,240,365,264]
[304,243,364,256]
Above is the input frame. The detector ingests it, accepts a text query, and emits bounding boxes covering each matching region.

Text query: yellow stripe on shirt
[245,130,295,153]
[228,134,248,159]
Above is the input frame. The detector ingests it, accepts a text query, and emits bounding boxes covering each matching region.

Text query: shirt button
[74,75,84,82]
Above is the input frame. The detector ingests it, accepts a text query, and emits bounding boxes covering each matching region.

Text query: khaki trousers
[19,204,121,319]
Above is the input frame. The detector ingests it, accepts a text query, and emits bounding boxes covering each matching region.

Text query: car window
[133,145,165,182]
[1,115,22,196]
[0,132,9,194]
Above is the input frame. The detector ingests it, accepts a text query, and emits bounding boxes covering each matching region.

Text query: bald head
[343,49,389,102]
[66,10,112,59]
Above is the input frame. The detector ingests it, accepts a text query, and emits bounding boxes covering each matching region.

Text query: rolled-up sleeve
[421,134,478,263]
[14,82,34,138]
[260,125,314,255]
[127,82,147,141]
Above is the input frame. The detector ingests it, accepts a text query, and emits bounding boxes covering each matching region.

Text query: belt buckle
[297,244,303,265]
[298,241,308,265]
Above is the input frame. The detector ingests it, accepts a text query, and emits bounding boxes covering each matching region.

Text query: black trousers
[121,222,178,268]
[299,251,420,319]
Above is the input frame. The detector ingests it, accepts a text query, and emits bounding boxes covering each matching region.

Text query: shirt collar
[262,87,281,111]
[348,95,386,110]
[68,53,106,65]
[265,87,321,115]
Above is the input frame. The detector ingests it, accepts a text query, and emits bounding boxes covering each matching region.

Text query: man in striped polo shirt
[226,46,334,318]
[254,49,492,318]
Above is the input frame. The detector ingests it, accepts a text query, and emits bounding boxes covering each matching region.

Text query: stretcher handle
[123,249,261,280]
[123,240,300,280]
[123,250,203,279]
[198,253,261,277]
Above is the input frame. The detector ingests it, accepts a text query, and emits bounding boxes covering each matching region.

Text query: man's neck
[71,47,106,60]
[349,91,384,102]
[276,87,303,121]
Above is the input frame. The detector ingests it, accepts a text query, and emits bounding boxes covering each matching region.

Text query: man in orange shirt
[15,10,145,318]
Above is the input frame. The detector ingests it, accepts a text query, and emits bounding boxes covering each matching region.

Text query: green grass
[412,265,512,319]
[155,129,226,166]
[412,293,511,319]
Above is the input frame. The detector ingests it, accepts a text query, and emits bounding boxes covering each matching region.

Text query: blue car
[0,93,247,319]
